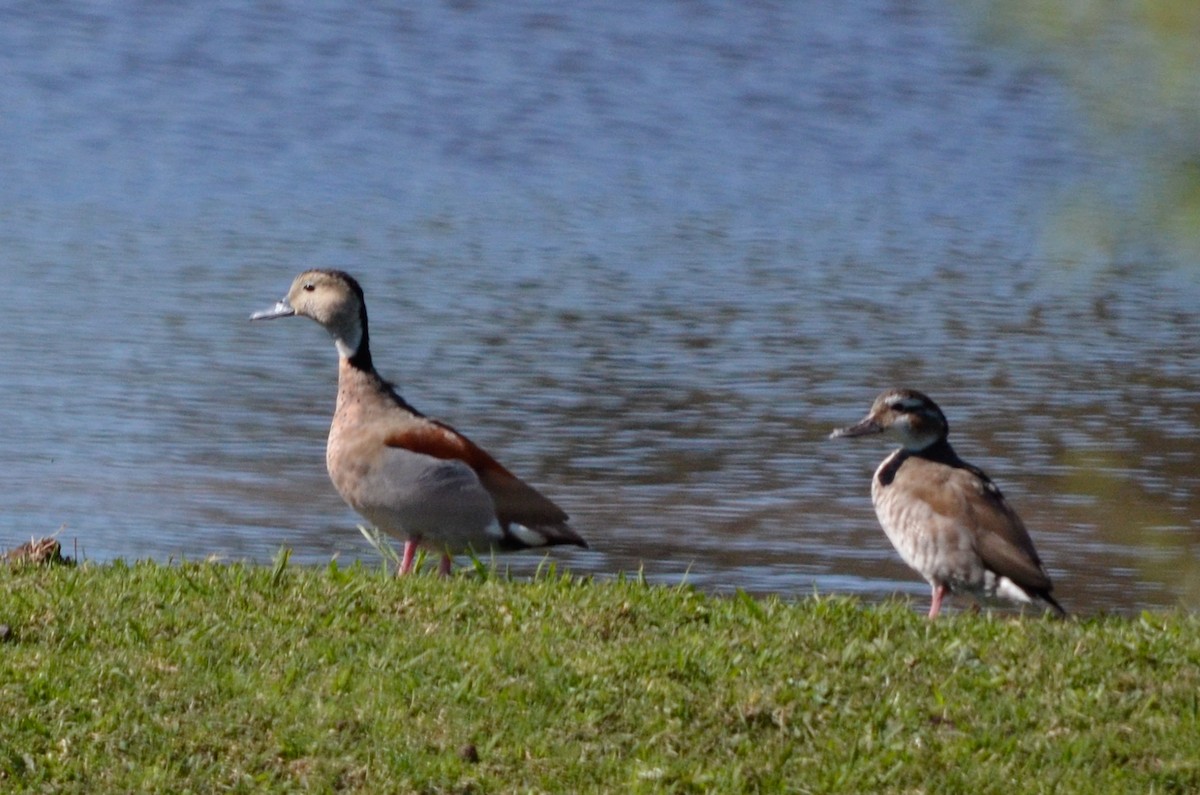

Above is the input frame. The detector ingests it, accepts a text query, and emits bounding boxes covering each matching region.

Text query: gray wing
[950,467,1053,594]
[353,447,497,547]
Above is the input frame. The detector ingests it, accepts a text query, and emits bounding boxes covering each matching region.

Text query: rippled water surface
[2,2,1197,614]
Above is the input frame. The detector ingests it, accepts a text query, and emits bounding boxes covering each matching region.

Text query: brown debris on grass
[3,536,74,567]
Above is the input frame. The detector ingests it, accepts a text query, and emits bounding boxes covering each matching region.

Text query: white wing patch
[483,519,550,549]
[508,523,549,547]
[992,575,1035,604]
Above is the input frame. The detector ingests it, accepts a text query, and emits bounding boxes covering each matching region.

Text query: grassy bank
[1,557,1197,794]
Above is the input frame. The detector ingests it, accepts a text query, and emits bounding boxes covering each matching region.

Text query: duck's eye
[303,282,316,292]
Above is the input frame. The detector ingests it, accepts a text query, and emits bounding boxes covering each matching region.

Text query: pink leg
[438,553,453,578]
[399,540,418,576]
[928,584,946,619]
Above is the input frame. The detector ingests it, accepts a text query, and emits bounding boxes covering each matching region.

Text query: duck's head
[252,269,368,360]
[830,388,949,451]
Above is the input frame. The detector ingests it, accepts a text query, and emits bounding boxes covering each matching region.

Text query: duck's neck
[340,334,372,372]
[913,436,958,463]
[334,302,373,372]
[334,335,418,422]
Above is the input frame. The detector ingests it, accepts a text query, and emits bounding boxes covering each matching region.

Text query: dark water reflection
[1,3,1196,614]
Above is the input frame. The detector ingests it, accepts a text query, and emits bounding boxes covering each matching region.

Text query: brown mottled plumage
[252,269,586,575]
[831,388,1065,618]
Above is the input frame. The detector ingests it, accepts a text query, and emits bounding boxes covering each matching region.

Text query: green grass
[1,557,1198,794]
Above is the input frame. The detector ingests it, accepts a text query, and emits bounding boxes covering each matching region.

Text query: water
[2,2,1197,614]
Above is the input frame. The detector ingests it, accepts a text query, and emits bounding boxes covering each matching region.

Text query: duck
[830,388,1065,618]
[251,269,587,575]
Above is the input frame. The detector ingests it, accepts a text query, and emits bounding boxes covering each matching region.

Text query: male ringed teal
[252,269,587,575]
